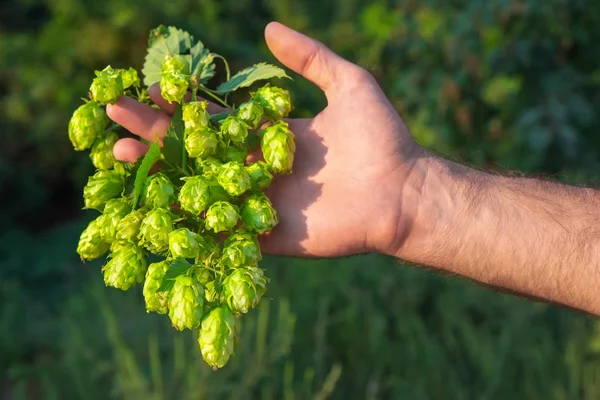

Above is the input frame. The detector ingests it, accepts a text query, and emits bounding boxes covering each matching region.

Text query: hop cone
[169,228,201,259]
[168,275,204,330]
[251,84,292,119]
[98,198,132,242]
[138,208,175,253]
[196,234,221,265]
[205,201,239,233]
[143,261,169,314]
[68,102,108,151]
[115,209,145,242]
[183,101,209,131]
[236,101,264,129]
[185,128,219,159]
[120,67,140,89]
[90,66,125,105]
[83,170,125,211]
[194,267,214,286]
[261,120,296,174]
[198,305,236,369]
[204,280,221,303]
[222,230,261,269]
[220,115,250,144]
[77,217,110,261]
[141,173,176,208]
[179,176,211,214]
[223,267,267,314]
[241,194,279,234]
[103,243,147,290]
[90,132,118,170]
[160,55,190,104]
[217,162,251,196]
[218,145,247,163]
[246,161,273,191]
[196,157,222,178]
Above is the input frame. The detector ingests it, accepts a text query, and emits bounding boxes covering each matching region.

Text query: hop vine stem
[198,85,232,110]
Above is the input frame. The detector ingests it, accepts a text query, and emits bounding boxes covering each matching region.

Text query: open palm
[108,22,423,258]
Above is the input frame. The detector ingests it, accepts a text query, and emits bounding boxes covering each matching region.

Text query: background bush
[1,0,600,398]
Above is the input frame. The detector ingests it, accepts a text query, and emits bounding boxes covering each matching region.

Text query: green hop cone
[103,243,147,291]
[68,102,108,151]
[223,267,267,314]
[98,198,132,242]
[168,228,201,259]
[220,115,250,144]
[217,162,251,196]
[182,101,210,131]
[77,217,110,261]
[115,209,145,242]
[138,208,175,253]
[179,176,211,215]
[90,131,118,170]
[246,161,273,191]
[185,128,219,159]
[261,120,296,174]
[160,55,190,104]
[196,234,221,265]
[205,201,240,233]
[236,101,264,129]
[141,173,176,208]
[198,305,236,369]
[196,157,222,178]
[168,275,205,331]
[90,66,125,105]
[143,261,169,314]
[203,280,221,303]
[218,145,247,163]
[251,84,292,119]
[222,230,261,269]
[120,67,140,89]
[83,170,125,211]
[241,194,279,234]
[194,267,214,286]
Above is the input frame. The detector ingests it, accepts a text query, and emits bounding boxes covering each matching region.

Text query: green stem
[213,54,231,103]
[198,85,232,109]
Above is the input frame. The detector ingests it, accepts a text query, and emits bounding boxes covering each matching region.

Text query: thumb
[264,22,355,97]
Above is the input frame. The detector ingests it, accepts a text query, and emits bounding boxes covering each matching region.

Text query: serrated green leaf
[210,111,230,124]
[190,44,216,84]
[132,141,162,208]
[161,105,185,169]
[142,26,195,87]
[157,257,193,292]
[215,63,291,94]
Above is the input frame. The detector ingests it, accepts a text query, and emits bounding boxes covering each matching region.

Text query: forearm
[396,153,600,315]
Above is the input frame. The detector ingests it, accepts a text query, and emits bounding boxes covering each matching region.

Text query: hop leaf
[141,172,177,208]
[90,132,118,170]
[185,128,219,159]
[251,84,292,119]
[160,55,190,104]
[182,101,210,131]
[178,175,211,214]
[236,101,264,129]
[138,208,175,253]
[83,170,125,211]
[261,120,296,174]
[168,228,201,259]
[168,275,205,330]
[103,243,147,290]
[217,162,251,196]
[241,193,279,234]
[90,66,125,105]
[115,209,146,242]
[198,305,236,369]
[98,198,133,243]
[77,217,110,261]
[219,115,250,144]
[68,102,108,151]
[205,201,240,233]
[223,267,267,314]
[246,161,273,191]
[222,229,261,269]
[143,261,170,314]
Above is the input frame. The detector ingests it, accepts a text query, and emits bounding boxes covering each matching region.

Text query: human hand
[107,22,425,258]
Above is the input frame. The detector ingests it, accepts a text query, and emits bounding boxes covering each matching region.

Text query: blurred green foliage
[1,0,600,398]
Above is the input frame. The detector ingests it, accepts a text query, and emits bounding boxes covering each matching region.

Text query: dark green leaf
[131,141,161,207]
[215,63,291,94]
[157,257,192,292]
[190,44,216,84]
[210,111,230,124]
[142,26,195,87]
[156,279,175,293]
[161,105,185,169]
